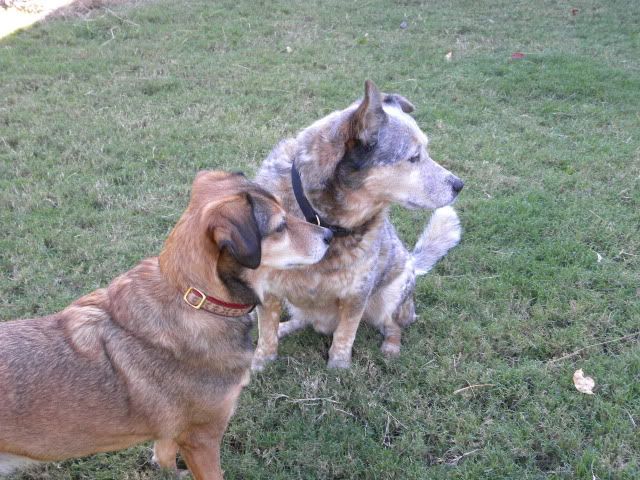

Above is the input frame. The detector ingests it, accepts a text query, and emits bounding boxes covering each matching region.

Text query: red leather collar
[183,287,255,318]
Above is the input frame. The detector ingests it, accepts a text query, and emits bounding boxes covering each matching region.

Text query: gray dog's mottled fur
[251,80,463,370]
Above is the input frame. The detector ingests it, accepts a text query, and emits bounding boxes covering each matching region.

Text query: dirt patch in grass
[0,0,141,38]
[48,0,142,19]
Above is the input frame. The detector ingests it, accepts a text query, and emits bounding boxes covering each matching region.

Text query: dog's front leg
[251,295,282,371]
[327,298,367,369]
[152,438,179,471]
[177,427,224,480]
[177,381,243,480]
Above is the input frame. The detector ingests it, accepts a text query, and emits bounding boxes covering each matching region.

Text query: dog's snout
[322,228,333,245]
[449,177,464,194]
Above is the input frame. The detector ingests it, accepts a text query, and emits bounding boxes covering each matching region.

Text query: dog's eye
[274,222,286,233]
[409,154,421,163]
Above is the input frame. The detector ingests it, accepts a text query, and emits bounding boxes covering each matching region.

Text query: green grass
[1,0,639,478]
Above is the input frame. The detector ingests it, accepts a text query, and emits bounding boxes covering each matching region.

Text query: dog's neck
[159,226,255,307]
[305,183,387,232]
[216,254,259,306]
[293,150,387,231]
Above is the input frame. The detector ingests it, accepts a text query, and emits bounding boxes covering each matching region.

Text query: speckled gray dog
[250,80,464,370]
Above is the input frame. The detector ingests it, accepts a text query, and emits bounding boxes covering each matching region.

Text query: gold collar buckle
[183,287,206,309]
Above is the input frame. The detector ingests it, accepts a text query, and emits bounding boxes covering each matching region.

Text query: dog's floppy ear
[207,193,261,269]
[350,80,387,145]
[383,93,415,113]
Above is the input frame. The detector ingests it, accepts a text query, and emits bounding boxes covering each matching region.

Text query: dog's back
[0,288,163,462]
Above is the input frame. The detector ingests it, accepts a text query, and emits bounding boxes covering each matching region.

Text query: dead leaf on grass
[573,369,595,395]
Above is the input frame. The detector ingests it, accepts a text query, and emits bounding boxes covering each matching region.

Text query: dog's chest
[283,270,351,304]
[269,241,378,305]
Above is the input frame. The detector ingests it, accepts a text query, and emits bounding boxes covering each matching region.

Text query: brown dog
[0,171,331,479]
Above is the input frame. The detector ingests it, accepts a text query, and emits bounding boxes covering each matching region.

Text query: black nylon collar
[291,163,353,237]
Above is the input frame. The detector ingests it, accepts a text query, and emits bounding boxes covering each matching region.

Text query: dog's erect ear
[383,93,415,113]
[351,80,387,145]
[207,194,261,269]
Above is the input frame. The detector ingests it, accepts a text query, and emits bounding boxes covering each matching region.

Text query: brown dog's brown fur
[0,171,330,479]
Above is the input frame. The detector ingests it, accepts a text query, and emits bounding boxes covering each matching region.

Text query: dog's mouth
[403,200,426,210]
[283,261,317,270]
[404,193,459,211]
[285,262,307,268]
[284,254,326,269]
[288,247,331,268]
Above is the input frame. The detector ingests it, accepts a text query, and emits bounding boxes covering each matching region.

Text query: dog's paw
[251,353,276,372]
[327,357,351,369]
[277,321,294,339]
[380,341,401,358]
[150,459,185,479]
[277,317,306,339]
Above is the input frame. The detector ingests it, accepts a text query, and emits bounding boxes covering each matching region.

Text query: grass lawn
[1,0,639,478]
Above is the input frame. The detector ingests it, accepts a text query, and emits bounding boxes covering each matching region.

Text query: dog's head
[193,171,332,270]
[160,171,332,298]
[296,81,463,226]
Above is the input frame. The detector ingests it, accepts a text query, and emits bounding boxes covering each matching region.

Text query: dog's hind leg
[380,289,417,357]
[278,314,307,339]
[252,295,282,371]
[380,318,402,358]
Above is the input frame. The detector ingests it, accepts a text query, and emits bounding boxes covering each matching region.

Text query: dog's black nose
[450,177,464,193]
[322,228,334,245]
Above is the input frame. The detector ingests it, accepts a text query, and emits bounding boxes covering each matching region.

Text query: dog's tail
[412,206,461,276]
[0,454,40,477]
